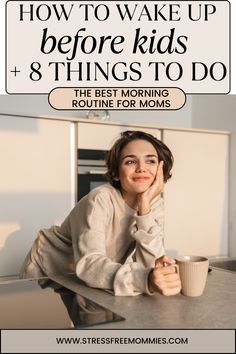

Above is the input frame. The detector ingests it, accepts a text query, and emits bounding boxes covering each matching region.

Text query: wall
[0,94,193,128]
[191,95,236,257]
[192,95,236,133]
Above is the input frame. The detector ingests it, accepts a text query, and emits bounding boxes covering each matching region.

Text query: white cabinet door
[0,116,76,276]
[77,122,161,149]
[229,133,236,256]
[163,130,229,257]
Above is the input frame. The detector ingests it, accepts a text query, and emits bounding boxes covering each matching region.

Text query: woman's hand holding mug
[148,255,182,296]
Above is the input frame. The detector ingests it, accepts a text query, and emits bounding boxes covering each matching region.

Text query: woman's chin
[134,184,151,194]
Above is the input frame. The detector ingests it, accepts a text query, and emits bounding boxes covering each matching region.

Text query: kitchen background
[0,94,235,276]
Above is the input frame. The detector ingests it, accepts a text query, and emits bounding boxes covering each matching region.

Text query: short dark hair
[105,130,174,189]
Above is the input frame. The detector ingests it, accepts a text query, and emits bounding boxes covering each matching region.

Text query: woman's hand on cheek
[137,161,164,215]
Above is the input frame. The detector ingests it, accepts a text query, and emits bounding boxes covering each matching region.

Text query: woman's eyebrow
[121,154,137,161]
[145,154,158,158]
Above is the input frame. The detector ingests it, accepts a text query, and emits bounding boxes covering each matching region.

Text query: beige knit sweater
[20,184,165,296]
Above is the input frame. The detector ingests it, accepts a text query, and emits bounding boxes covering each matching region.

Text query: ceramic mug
[175,255,209,297]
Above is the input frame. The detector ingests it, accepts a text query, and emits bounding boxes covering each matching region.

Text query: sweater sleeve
[70,190,157,296]
[131,196,165,268]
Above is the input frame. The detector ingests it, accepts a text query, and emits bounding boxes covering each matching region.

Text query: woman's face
[118,139,159,197]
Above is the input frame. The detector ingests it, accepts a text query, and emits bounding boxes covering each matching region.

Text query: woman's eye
[125,160,136,165]
[146,159,157,164]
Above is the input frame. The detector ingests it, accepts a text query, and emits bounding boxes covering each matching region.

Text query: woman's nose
[136,162,146,172]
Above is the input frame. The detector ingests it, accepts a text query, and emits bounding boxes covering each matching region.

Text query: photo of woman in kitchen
[20,130,181,297]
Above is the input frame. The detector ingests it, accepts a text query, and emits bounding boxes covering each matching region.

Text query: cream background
[1,1,235,94]
[5,1,230,93]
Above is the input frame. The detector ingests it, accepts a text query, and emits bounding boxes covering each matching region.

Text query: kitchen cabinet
[77,121,161,149]
[229,133,236,256]
[0,115,76,276]
[163,129,229,257]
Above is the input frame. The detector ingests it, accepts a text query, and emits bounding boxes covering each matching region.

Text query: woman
[20,130,181,296]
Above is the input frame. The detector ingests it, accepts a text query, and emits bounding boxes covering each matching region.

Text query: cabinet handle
[86,170,106,174]
[78,169,106,174]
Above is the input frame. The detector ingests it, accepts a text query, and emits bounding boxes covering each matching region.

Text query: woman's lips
[133,176,150,182]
